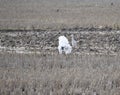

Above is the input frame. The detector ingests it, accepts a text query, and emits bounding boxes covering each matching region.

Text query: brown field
[0,52,120,95]
[0,0,120,95]
[0,0,120,29]
[0,30,120,95]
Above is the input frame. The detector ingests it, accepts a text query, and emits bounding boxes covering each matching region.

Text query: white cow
[58,36,72,54]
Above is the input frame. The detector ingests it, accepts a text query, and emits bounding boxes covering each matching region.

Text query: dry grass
[0,0,120,29]
[0,52,120,95]
[0,30,120,95]
[0,0,120,94]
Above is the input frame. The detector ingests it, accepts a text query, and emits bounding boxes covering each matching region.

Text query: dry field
[0,52,120,95]
[0,30,120,95]
[0,0,120,29]
[0,0,120,95]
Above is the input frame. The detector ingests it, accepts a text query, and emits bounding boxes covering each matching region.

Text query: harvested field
[0,0,120,95]
[0,0,120,29]
[0,48,120,95]
[0,29,120,54]
[0,29,120,95]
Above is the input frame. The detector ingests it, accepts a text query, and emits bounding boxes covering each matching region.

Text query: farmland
[0,0,120,95]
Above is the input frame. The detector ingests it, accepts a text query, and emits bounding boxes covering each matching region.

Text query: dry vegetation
[0,52,120,95]
[0,30,120,95]
[0,0,120,29]
[0,53,120,95]
[0,0,120,95]
[0,30,120,54]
